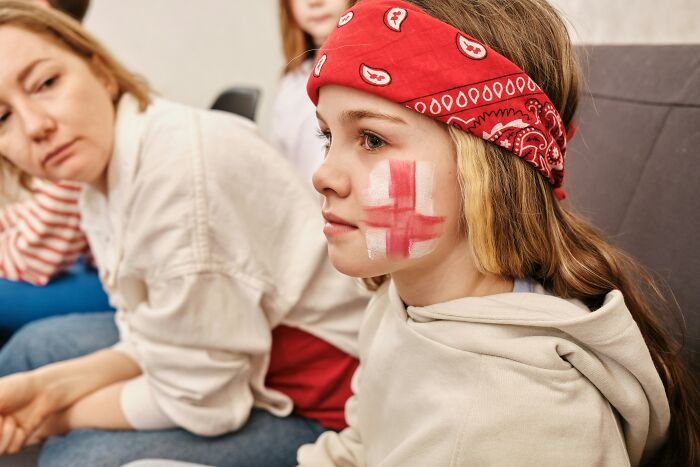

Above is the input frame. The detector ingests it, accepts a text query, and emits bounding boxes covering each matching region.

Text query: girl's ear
[90,55,119,100]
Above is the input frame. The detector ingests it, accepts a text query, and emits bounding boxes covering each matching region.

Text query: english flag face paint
[363,159,445,260]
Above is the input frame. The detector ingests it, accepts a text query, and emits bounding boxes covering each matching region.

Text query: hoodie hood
[399,281,671,466]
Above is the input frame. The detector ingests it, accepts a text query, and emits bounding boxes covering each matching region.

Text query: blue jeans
[0,257,113,332]
[0,313,328,467]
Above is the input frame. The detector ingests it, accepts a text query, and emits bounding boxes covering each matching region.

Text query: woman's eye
[37,76,58,92]
[0,111,10,126]
[361,131,385,151]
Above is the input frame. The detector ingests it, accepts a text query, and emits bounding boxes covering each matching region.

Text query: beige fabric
[79,95,368,436]
[298,280,670,466]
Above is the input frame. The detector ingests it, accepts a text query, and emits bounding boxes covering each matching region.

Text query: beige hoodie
[298,280,670,466]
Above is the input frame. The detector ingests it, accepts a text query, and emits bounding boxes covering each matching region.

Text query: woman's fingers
[0,415,17,454]
[14,398,51,435]
[5,424,27,455]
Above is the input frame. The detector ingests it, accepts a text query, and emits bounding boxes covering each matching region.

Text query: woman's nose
[20,101,56,141]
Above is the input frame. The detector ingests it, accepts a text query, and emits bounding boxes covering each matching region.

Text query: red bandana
[307,0,568,199]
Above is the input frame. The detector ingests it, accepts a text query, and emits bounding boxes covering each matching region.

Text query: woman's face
[314,85,466,279]
[0,26,115,185]
[291,0,350,47]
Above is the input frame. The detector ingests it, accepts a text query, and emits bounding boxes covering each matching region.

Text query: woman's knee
[0,312,118,376]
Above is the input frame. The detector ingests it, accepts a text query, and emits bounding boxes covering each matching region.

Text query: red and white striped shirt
[0,179,88,285]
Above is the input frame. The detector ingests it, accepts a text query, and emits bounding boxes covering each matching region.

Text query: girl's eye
[316,129,332,152]
[361,131,385,151]
[37,76,58,92]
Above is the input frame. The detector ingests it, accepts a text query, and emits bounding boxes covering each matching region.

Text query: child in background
[300,0,700,465]
[0,0,112,339]
[0,2,366,465]
[270,0,352,188]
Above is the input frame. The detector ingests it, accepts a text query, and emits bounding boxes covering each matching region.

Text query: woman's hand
[0,408,70,455]
[25,409,70,448]
[0,348,142,454]
[0,372,60,437]
[0,415,27,455]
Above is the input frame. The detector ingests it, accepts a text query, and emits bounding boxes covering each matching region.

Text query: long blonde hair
[0,0,150,195]
[364,0,699,464]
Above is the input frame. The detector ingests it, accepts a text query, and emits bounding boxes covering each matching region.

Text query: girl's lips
[323,221,358,237]
[310,14,331,23]
[322,211,358,237]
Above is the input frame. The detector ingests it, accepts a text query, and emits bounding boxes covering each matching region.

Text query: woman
[0,0,112,339]
[0,2,366,465]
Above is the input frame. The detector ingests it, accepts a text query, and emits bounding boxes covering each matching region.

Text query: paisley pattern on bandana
[307,0,570,199]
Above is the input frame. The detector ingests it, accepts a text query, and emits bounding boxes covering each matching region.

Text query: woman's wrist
[29,365,81,413]
[30,348,142,412]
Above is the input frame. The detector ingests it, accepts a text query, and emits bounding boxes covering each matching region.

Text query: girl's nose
[312,156,351,199]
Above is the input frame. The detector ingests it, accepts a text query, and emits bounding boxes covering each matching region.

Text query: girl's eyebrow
[340,109,406,125]
[315,109,407,125]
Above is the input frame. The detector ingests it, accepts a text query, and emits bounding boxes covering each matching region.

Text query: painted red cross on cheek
[363,160,446,258]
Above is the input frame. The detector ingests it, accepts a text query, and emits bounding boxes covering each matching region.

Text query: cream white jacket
[298,280,670,466]
[79,95,367,436]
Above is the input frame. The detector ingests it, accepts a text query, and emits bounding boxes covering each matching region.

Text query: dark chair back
[210,86,261,121]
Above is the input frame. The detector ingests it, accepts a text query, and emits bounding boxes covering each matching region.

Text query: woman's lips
[43,139,77,167]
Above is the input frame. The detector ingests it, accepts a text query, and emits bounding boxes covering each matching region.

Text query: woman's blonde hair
[362,0,699,464]
[0,0,150,195]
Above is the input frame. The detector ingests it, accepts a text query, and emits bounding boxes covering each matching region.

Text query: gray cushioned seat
[566,45,700,373]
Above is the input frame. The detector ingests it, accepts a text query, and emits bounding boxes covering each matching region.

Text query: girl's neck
[391,238,513,307]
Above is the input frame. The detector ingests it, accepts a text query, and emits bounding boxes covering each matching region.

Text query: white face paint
[363,159,443,260]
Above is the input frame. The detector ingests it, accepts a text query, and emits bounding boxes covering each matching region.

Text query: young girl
[299,0,700,465]
[0,1,367,465]
[271,0,352,188]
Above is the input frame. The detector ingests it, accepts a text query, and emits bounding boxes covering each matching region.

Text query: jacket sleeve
[0,180,87,285]
[113,269,276,437]
[297,365,365,467]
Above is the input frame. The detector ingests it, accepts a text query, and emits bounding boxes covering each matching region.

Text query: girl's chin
[328,249,394,279]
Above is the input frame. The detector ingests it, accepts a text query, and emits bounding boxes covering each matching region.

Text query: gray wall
[550,0,700,44]
[84,0,282,131]
[82,0,700,133]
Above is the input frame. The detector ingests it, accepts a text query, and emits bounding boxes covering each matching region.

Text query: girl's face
[291,0,350,47]
[0,26,115,185]
[314,85,467,279]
